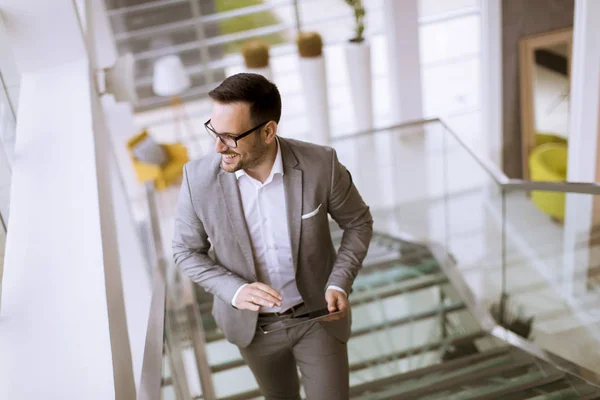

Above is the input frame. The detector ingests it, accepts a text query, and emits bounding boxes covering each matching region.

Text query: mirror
[519,28,573,180]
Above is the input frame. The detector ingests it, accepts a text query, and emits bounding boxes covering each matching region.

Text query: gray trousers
[239,313,349,400]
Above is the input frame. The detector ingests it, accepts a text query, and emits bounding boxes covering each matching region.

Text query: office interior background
[1,0,600,399]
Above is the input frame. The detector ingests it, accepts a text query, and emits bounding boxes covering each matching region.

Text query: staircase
[159,223,600,399]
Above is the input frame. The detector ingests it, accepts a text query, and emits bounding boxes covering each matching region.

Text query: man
[172,73,373,399]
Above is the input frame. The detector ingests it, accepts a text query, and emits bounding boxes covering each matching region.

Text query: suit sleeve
[172,165,248,304]
[325,149,373,294]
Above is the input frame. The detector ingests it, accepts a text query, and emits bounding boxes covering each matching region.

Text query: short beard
[220,136,269,173]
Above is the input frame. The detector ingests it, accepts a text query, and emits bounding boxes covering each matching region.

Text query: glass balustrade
[502,187,600,376]
[139,118,600,399]
[0,68,15,310]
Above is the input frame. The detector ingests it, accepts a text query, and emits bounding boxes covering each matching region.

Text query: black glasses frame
[204,119,269,148]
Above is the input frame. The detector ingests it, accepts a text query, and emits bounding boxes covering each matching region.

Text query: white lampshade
[152,55,191,97]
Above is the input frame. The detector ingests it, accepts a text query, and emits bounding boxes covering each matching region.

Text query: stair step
[352,348,536,399]
[211,330,485,374]
[219,388,262,400]
[194,256,437,320]
[352,272,448,305]
[349,347,511,397]
[578,394,600,400]
[351,301,465,338]
[468,373,565,400]
[204,299,465,344]
[213,334,494,400]
[198,267,450,343]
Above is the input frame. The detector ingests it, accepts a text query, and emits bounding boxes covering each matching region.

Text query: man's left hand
[321,289,349,321]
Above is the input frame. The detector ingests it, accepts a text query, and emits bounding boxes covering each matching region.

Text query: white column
[382,0,428,237]
[383,0,423,123]
[562,0,600,297]
[480,0,505,275]
[481,0,503,168]
[0,1,135,399]
[298,56,331,145]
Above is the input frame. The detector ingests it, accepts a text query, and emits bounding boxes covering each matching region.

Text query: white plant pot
[344,41,377,203]
[298,56,331,145]
[246,66,273,81]
[344,40,373,132]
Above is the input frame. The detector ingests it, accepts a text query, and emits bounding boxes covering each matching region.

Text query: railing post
[138,182,168,400]
[293,0,302,33]
[499,187,507,325]
[181,276,217,400]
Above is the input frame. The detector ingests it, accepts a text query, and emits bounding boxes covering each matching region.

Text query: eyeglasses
[204,119,269,148]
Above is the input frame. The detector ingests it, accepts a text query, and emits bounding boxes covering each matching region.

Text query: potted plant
[343,0,373,132]
[342,1,376,201]
[241,39,272,80]
[296,31,331,145]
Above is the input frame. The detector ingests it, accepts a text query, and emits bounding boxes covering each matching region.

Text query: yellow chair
[127,130,189,191]
[534,132,568,148]
[529,143,568,220]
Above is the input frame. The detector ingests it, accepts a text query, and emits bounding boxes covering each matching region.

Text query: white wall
[0,1,137,398]
[0,58,119,400]
[563,0,600,296]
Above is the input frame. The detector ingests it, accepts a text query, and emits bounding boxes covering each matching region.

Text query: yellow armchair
[534,132,568,148]
[127,130,189,190]
[529,143,568,221]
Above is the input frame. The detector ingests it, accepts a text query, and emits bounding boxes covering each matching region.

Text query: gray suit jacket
[172,137,373,347]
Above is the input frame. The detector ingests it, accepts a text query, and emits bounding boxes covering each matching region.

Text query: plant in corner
[341,0,373,131]
[344,0,366,43]
[342,0,375,199]
[489,294,535,339]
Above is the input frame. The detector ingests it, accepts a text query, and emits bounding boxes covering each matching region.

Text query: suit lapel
[280,139,303,273]
[218,170,256,278]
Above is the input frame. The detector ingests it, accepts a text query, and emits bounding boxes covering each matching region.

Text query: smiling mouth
[222,153,239,163]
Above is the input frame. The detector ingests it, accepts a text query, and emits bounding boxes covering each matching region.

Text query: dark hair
[208,73,282,124]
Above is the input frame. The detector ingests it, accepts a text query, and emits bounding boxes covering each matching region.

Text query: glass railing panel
[0,66,16,310]
[433,121,506,317]
[0,224,6,310]
[502,188,600,375]
[333,120,449,244]
[145,117,600,398]
[161,264,216,400]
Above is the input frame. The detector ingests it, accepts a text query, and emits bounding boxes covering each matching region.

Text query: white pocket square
[301,204,322,220]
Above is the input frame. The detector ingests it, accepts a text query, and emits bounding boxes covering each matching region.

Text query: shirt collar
[235,137,283,180]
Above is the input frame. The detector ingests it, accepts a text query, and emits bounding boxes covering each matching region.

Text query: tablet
[258,308,344,334]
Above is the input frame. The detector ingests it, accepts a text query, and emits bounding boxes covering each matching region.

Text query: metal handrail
[137,183,168,400]
[333,117,600,196]
[137,182,216,400]
[502,179,600,194]
[180,273,217,400]
[437,119,600,194]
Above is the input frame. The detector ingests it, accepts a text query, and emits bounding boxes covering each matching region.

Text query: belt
[259,302,305,317]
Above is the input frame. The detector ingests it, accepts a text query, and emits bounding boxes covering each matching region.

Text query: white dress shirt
[231,139,345,313]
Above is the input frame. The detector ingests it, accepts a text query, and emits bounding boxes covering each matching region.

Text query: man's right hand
[234,282,283,311]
